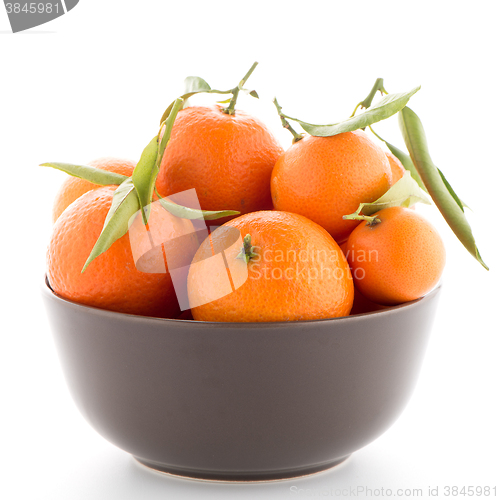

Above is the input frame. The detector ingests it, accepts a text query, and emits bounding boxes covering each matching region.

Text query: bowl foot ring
[134,455,351,482]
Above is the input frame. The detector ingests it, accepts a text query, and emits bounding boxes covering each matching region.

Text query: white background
[1,1,499,499]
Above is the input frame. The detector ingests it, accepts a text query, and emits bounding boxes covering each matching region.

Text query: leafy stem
[273,87,420,138]
[273,97,304,143]
[398,106,488,269]
[343,171,430,223]
[368,124,384,142]
[351,78,388,117]
[222,61,259,115]
[343,212,381,225]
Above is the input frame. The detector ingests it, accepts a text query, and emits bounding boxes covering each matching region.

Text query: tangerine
[47,186,196,318]
[271,129,392,242]
[345,206,445,305]
[156,105,283,217]
[187,211,354,322]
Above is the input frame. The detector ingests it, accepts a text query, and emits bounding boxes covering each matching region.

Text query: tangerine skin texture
[188,211,354,322]
[52,157,136,223]
[47,186,194,318]
[385,151,406,185]
[156,106,284,216]
[271,130,392,242]
[345,207,446,305]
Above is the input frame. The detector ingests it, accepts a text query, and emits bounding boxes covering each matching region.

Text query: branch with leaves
[273,78,487,269]
[41,65,260,272]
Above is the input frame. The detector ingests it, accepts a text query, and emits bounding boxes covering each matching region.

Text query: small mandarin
[271,130,392,242]
[345,206,445,305]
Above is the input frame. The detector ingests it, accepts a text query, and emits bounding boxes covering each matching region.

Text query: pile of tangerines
[45,66,455,322]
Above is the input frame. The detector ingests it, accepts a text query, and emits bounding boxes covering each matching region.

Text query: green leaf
[132,98,184,225]
[82,179,140,272]
[343,171,431,221]
[183,76,211,94]
[156,98,184,170]
[282,86,420,137]
[131,136,159,223]
[398,106,488,269]
[40,162,129,186]
[437,167,467,212]
[157,197,240,221]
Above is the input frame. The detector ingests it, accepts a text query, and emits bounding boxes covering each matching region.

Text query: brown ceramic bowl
[42,278,440,481]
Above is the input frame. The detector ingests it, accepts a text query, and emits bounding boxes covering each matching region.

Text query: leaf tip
[81,260,90,274]
[476,250,489,271]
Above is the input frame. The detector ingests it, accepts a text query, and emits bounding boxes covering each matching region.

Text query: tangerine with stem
[188,211,354,322]
[345,206,445,305]
[271,129,392,242]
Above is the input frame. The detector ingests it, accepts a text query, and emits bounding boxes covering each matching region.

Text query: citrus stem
[368,124,384,142]
[343,213,381,225]
[222,62,259,115]
[273,97,304,143]
[350,78,388,117]
[236,234,258,263]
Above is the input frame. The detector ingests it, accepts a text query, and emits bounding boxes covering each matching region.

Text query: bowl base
[134,455,351,482]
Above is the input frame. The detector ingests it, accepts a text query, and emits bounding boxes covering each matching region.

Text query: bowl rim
[41,275,442,328]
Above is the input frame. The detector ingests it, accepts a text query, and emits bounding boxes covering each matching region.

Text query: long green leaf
[281,87,420,137]
[157,197,239,221]
[156,98,184,176]
[40,162,128,185]
[131,136,159,223]
[344,171,430,221]
[132,99,184,225]
[437,167,466,212]
[82,179,140,272]
[398,107,488,269]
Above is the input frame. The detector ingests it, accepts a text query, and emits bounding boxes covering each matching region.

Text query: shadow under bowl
[41,278,440,481]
